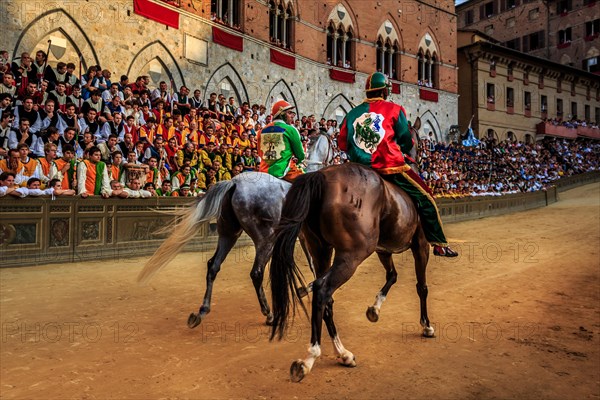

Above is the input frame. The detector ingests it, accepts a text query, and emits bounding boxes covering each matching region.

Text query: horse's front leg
[411,227,434,337]
[366,251,398,323]
[324,299,355,367]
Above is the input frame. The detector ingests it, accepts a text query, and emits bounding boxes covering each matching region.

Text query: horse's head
[304,132,335,173]
[407,117,421,171]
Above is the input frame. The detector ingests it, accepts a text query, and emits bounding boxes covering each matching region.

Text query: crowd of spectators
[546,117,600,129]
[0,49,341,199]
[0,49,598,201]
[417,136,600,197]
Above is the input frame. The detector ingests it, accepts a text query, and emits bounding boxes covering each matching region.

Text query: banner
[329,69,355,83]
[270,48,296,70]
[212,26,243,52]
[134,0,180,29]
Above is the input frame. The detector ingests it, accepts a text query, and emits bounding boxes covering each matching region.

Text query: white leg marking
[420,320,435,337]
[372,293,386,312]
[301,343,321,373]
[332,335,356,367]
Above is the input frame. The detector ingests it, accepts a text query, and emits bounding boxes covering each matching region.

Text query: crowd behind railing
[0,49,598,200]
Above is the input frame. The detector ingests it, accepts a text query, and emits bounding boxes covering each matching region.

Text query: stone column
[228,0,234,25]
[332,33,338,66]
[217,0,223,20]
[274,9,279,41]
[428,59,433,84]
[341,34,347,67]
[387,48,393,77]
[282,11,287,47]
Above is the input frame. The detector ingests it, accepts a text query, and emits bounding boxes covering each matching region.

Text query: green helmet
[365,72,390,94]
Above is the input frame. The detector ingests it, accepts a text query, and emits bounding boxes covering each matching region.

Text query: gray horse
[137,137,335,328]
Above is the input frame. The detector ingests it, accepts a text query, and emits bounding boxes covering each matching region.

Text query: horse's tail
[137,180,236,285]
[270,172,325,340]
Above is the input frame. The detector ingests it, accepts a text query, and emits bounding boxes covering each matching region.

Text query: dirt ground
[1,184,599,400]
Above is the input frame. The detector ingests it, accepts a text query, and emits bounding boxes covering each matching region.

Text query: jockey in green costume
[339,71,458,257]
[258,100,305,182]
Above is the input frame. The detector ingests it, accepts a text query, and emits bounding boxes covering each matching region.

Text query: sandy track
[1,184,599,399]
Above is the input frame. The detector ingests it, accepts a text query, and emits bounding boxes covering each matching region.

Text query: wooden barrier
[0,197,253,268]
[0,171,598,267]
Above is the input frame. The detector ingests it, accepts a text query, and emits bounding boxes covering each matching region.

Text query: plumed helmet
[365,72,390,94]
[271,100,295,119]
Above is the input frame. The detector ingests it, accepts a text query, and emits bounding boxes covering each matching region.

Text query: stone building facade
[457,30,600,143]
[456,0,600,72]
[1,0,460,141]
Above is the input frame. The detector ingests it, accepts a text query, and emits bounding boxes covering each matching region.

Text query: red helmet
[271,100,295,119]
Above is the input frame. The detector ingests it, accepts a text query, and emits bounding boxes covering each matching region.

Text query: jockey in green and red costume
[258,100,305,182]
[339,71,458,257]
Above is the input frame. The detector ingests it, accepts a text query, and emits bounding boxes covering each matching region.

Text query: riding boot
[433,245,459,257]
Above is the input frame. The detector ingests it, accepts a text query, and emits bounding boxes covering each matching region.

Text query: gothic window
[326,22,354,69]
[269,1,294,50]
[211,0,241,29]
[418,50,437,88]
[376,37,400,80]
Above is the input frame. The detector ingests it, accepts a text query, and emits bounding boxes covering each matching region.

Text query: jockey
[258,100,305,182]
[338,72,458,257]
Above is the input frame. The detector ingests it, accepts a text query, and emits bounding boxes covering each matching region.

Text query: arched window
[392,43,399,80]
[326,25,334,65]
[376,38,384,73]
[418,49,437,87]
[211,0,241,29]
[376,38,399,79]
[326,22,354,69]
[269,1,294,49]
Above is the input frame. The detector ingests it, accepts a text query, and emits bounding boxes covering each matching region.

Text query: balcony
[537,122,577,139]
[525,109,532,117]
[557,42,571,49]
[584,33,599,42]
[577,126,600,139]
[487,101,495,111]
[506,106,514,114]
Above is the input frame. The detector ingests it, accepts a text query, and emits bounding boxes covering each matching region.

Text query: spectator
[0,171,17,196]
[123,177,152,198]
[51,143,77,190]
[77,146,111,198]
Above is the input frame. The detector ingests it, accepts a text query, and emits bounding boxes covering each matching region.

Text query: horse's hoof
[187,313,202,329]
[296,286,308,298]
[290,360,307,383]
[366,306,379,323]
[265,314,274,326]
[338,354,357,368]
[422,326,435,338]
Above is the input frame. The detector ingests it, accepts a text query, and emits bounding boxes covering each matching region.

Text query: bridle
[405,124,421,172]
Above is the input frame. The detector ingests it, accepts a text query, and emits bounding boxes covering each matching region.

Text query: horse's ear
[413,117,421,131]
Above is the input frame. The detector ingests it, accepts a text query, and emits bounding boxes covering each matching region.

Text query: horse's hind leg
[250,242,275,325]
[411,226,434,337]
[290,251,364,383]
[324,299,356,367]
[366,251,398,323]
[188,215,242,329]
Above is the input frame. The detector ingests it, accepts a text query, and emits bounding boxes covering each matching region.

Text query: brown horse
[269,123,434,382]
